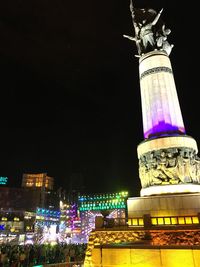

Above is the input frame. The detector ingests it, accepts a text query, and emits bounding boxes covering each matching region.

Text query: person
[138,8,163,51]
[126,0,164,55]
[28,246,35,267]
[156,24,174,55]
[125,0,144,55]
[69,246,76,262]
[0,249,9,267]
[10,248,19,267]
[123,34,141,57]
[19,250,26,267]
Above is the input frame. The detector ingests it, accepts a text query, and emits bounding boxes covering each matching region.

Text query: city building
[0,173,60,244]
[22,172,54,190]
[21,172,58,210]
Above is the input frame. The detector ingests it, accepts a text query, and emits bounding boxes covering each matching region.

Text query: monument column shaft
[139,52,185,139]
[137,51,200,196]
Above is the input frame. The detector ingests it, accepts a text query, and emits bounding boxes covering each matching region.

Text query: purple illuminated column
[139,51,185,139]
[137,50,200,196]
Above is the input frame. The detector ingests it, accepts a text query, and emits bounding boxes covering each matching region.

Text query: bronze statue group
[123,0,174,57]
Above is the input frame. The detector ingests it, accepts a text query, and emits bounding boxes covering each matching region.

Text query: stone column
[139,51,185,139]
[137,51,200,196]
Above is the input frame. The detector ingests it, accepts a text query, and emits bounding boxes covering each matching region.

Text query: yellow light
[151,218,157,225]
[171,217,177,225]
[185,217,192,224]
[85,247,200,266]
[50,241,57,246]
[129,218,139,226]
[36,215,44,220]
[178,217,185,224]
[192,216,199,224]
[164,217,171,225]
[138,218,144,226]
[157,218,164,225]
[128,219,132,226]
[24,216,31,219]
[132,219,139,226]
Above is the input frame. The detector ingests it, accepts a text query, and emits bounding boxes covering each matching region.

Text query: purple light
[139,52,186,141]
[144,121,185,139]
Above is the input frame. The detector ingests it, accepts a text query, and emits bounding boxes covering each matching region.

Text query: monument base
[140,184,200,197]
[127,192,200,217]
[84,193,200,266]
[84,228,200,267]
[88,245,200,267]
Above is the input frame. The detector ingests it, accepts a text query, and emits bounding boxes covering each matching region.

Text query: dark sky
[0,0,199,196]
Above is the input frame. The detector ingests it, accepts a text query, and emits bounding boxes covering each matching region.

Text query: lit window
[138,218,144,226]
[164,218,171,225]
[178,217,185,224]
[157,218,164,225]
[171,217,177,225]
[128,219,132,226]
[192,217,199,224]
[132,219,139,226]
[151,218,157,225]
[185,217,192,224]
[36,183,42,187]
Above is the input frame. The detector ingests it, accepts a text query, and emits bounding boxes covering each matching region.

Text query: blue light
[0,177,8,185]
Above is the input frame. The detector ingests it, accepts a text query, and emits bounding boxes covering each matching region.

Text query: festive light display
[59,201,82,243]
[34,208,61,244]
[78,191,128,211]
[0,177,8,185]
[78,192,128,241]
[36,208,61,218]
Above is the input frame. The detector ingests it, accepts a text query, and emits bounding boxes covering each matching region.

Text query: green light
[0,177,8,185]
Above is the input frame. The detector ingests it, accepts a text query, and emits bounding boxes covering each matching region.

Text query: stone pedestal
[127,193,200,217]
[137,135,200,196]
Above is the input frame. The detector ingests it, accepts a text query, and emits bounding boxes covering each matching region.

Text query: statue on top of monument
[156,24,174,56]
[123,0,174,57]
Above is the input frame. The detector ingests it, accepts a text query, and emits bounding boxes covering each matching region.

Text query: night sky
[0,0,199,196]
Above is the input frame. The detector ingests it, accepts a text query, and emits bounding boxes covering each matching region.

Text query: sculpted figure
[148,152,166,185]
[190,157,198,183]
[124,0,174,56]
[177,149,192,183]
[137,8,163,51]
[139,161,150,187]
[123,0,143,56]
[164,152,179,184]
[156,24,174,55]
[196,158,200,183]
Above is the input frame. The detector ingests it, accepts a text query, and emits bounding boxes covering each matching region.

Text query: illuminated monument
[84,1,200,266]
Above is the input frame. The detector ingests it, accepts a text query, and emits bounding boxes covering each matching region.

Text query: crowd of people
[0,243,87,267]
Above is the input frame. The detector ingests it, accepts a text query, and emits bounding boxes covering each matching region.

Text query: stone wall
[84,229,200,266]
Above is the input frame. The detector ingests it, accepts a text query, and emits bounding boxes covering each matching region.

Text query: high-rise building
[22,172,54,191]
